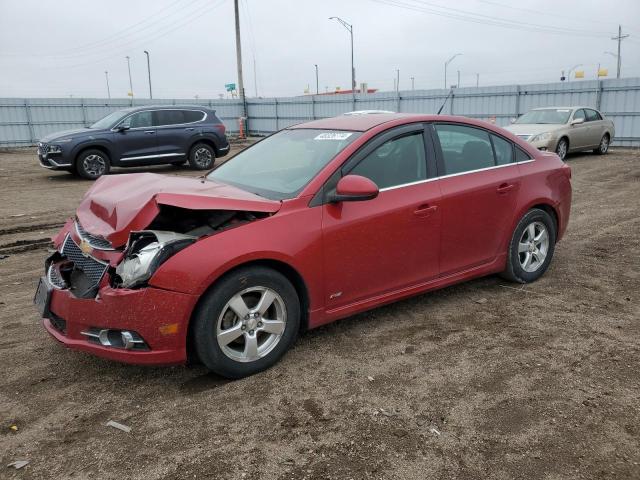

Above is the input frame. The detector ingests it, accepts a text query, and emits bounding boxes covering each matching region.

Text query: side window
[491,134,513,166]
[155,110,185,126]
[349,132,426,189]
[182,110,205,123]
[514,147,532,163]
[121,111,152,129]
[573,109,586,122]
[585,109,601,122]
[435,124,494,175]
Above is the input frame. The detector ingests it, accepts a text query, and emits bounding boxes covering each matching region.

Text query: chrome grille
[62,235,108,288]
[38,143,49,155]
[75,221,114,250]
[47,264,66,289]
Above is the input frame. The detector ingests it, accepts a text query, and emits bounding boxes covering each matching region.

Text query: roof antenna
[437,88,455,115]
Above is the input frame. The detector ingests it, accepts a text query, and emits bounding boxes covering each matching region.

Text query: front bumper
[40,268,198,366]
[528,137,557,152]
[38,152,72,170]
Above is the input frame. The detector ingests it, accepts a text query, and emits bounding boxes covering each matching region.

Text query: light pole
[396,69,400,93]
[457,70,460,88]
[411,76,415,90]
[125,56,134,105]
[444,53,462,89]
[567,64,582,82]
[329,17,355,91]
[144,50,152,99]
[314,64,319,95]
[104,71,111,99]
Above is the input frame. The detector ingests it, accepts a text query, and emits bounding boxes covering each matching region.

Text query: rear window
[435,124,494,175]
[182,110,205,123]
[515,147,531,162]
[585,109,602,122]
[154,110,185,126]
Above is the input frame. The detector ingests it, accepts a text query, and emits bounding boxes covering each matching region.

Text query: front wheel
[75,149,110,179]
[192,266,300,378]
[594,134,610,155]
[188,142,215,170]
[555,138,569,161]
[501,208,557,284]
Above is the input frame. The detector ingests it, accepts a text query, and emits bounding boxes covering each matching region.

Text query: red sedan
[35,113,572,378]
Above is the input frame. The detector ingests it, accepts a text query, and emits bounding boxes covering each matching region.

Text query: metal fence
[2,77,640,147]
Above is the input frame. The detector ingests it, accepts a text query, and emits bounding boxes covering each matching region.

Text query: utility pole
[253,54,258,97]
[611,25,629,78]
[444,53,462,89]
[396,69,400,93]
[476,73,479,88]
[315,64,319,95]
[125,56,133,105]
[329,17,355,91]
[234,0,245,107]
[143,50,152,99]
[104,71,111,99]
[411,76,415,90]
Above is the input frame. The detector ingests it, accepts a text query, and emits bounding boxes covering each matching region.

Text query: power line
[371,0,614,38]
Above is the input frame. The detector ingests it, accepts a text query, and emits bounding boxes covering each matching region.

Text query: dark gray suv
[37,105,230,179]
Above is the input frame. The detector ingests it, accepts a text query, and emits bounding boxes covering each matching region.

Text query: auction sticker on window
[314,132,353,140]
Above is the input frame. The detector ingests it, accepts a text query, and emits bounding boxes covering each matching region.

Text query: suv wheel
[192,266,300,379]
[189,142,215,170]
[76,149,110,179]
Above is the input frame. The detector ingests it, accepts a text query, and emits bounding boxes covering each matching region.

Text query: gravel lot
[1,146,639,480]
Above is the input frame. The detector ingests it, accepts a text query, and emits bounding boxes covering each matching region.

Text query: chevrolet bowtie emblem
[79,238,92,256]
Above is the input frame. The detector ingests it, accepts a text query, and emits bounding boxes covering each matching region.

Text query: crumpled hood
[76,173,281,247]
[39,128,95,143]
[504,123,565,137]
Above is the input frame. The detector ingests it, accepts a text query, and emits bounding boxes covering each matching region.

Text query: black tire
[555,137,569,161]
[188,142,215,170]
[75,149,111,180]
[593,134,610,155]
[192,266,300,379]
[501,208,557,284]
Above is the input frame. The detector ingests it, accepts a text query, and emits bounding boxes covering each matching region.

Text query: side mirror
[329,175,379,203]
[510,117,517,124]
[570,117,585,126]
[116,125,130,132]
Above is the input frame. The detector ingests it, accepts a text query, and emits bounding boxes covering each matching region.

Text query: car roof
[126,104,212,112]
[289,113,435,132]
[532,106,596,111]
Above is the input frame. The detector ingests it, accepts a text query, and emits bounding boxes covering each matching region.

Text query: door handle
[496,183,515,194]
[413,204,438,218]
[185,127,195,131]
[144,130,155,134]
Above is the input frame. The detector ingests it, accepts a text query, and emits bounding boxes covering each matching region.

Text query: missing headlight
[113,231,195,289]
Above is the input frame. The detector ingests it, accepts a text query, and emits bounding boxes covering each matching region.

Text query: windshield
[207,129,361,200]
[89,111,130,129]
[516,109,572,125]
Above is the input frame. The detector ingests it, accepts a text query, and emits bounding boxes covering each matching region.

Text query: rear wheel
[555,138,569,161]
[192,266,300,378]
[188,142,215,170]
[594,134,610,155]
[501,208,556,283]
[75,149,110,179]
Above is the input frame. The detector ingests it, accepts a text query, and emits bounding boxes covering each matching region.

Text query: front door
[569,109,590,149]
[113,110,157,162]
[321,126,442,311]
[432,123,521,275]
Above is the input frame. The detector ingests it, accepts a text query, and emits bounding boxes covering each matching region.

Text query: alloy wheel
[83,154,106,177]
[216,286,286,363]
[599,136,609,154]
[194,147,212,168]
[518,221,549,273]
[556,140,567,160]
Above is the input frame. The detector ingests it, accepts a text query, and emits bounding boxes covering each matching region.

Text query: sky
[1,0,639,99]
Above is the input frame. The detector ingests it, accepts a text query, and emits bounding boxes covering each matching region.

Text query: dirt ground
[0,145,639,480]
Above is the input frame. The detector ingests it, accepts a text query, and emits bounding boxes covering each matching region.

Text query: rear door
[112,110,157,162]
[154,109,204,161]
[321,125,442,311]
[584,108,606,147]
[432,123,521,275]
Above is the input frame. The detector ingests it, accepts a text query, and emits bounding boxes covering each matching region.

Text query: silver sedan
[505,107,615,160]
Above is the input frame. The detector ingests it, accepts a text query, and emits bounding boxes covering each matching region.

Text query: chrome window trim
[110,108,207,131]
[120,152,184,161]
[378,159,534,192]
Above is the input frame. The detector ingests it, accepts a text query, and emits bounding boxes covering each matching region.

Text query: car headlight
[115,231,195,289]
[530,132,552,143]
[48,145,63,153]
